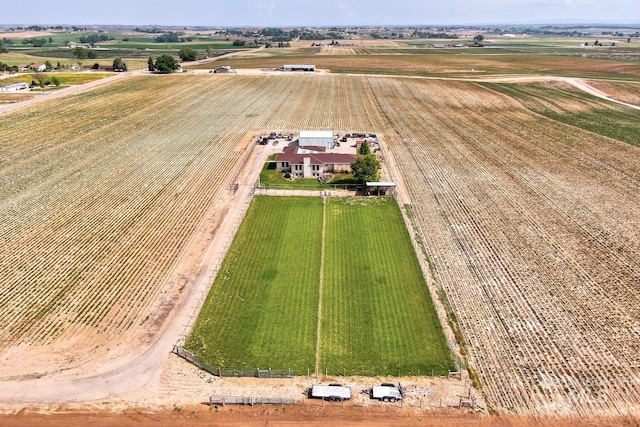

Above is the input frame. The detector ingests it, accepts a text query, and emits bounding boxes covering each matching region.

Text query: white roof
[366,181,396,187]
[300,131,333,139]
[311,385,352,399]
[372,386,402,399]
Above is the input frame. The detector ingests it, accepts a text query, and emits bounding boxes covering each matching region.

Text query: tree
[73,46,87,59]
[0,39,5,53]
[33,72,47,90]
[92,63,100,70]
[50,76,61,87]
[147,56,155,72]
[359,140,371,155]
[87,50,97,59]
[206,46,215,58]
[351,154,381,184]
[154,54,179,74]
[44,60,52,70]
[178,48,197,62]
[113,58,127,71]
[473,34,484,45]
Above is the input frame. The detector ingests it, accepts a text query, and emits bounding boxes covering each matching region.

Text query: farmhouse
[278,64,316,72]
[0,82,29,92]
[299,130,334,149]
[30,63,46,72]
[275,145,357,178]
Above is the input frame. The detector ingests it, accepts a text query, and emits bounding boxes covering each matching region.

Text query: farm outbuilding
[366,181,397,196]
[281,64,316,72]
[299,130,334,149]
[0,82,29,92]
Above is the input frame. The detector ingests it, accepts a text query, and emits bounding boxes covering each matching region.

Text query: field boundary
[173,345,295,378]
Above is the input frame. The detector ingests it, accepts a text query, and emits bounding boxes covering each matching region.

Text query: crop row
[368,76,640,416]
[0,75,272,376]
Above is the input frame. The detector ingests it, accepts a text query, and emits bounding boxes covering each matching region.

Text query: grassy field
[321,197,453,376]
[186,196,453,375]
[186,197,323,370]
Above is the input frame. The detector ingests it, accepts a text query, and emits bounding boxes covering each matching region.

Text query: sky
[2,0,639,27]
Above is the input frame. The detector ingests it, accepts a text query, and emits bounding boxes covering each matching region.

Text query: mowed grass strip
[320,197,454,376]
[187,196,453,375]
[186,196,322,371]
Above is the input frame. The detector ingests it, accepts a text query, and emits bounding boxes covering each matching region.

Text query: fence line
[209,395,295,406]
[175,185,256,348]
[228,139,258,191]
[258,183,360,191]
[172,345,294,378]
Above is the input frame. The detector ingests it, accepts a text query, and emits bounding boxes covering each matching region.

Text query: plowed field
[1,73,639,418]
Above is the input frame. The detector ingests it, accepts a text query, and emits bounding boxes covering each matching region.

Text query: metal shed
[299,130,334,149]
[366,181,397,196]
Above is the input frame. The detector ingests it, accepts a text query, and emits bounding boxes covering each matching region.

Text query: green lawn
[186,196,454,376]
[321,197,454,376]
[260,156,358,190]
[186,196,322,370]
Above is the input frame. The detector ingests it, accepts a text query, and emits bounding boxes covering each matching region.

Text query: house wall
[303,157,311,177]
[276,161,290,172]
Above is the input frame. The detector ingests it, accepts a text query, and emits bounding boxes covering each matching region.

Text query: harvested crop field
[585,80,640,106]
[373,77,640,416]
[1,72,639,418]
[187,47,640,79]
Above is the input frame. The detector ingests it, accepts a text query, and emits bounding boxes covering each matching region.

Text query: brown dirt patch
[0,406,637,427]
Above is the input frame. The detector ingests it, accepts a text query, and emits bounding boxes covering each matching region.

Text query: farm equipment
[369,382,403,402]
[309,384,352,401]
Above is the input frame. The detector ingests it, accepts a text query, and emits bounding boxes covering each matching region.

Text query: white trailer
[309,384,352,401]
[370,383,403,402]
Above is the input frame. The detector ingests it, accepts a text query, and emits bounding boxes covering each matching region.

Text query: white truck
[370,383,403,402]
[309,384,352,402]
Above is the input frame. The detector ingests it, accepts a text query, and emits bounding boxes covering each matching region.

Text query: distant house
[30,63,46,72]
[275,145,358,178]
